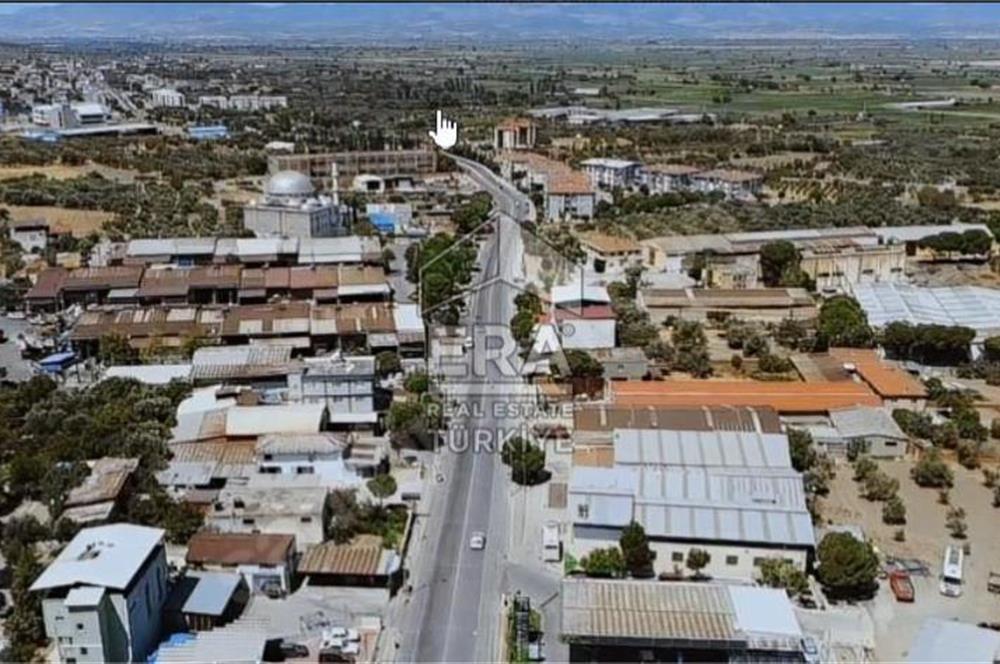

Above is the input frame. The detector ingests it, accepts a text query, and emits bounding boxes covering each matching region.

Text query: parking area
[822,456,1000,660]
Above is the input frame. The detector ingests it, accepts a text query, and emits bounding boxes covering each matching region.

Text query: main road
[396,155,534,662]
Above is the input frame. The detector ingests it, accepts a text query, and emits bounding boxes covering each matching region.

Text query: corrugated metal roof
[561,579,740,643]
[191,344,294,381]
[613,429,791,469]
[570,465,815,547]
[186,532,294,566]
[65,457,139,508]
[830,407,907,441]
[561,579,802,650]
[298,535,389,576]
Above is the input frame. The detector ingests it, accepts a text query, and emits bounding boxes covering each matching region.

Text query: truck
[889,570,915,602]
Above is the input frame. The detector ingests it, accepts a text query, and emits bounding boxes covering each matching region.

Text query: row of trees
[406,232,477,325]
[881,322,975,366]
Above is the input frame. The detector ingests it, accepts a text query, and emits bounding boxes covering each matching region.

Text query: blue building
[187,125,230,141]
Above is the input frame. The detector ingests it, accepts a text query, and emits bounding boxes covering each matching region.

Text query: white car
[469,531,486,550]
[462,335,474,350]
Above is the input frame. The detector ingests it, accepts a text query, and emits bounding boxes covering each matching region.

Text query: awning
[368,333,399,348]
[238,289,267,300]
[249,336,311,349]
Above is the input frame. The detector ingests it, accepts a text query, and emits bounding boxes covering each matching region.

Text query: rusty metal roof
[298,535,386,576]
[186,532,294,566]
[64,457,138,508]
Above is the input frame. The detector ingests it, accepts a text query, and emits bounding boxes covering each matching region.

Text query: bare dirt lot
[822,455,1000,660]
[4,205,111,236]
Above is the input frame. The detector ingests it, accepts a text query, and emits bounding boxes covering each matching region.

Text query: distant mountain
[3,3,1000,42]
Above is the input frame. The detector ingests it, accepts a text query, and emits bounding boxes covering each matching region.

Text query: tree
[5,546,45,662]
[863,471,899,502]
[815,532,879,600]
[98,331,138,365]
[788,428,817,473]
[882,495,906,525]
[686,548,711,577]
[619,521,655,578]
[984,336,1000,363]
[760,240,799,287]
[672,320,712,378]
[912,449,954,488]
[580,547,626,578]
[957,440,981,470]
[367,473,398,505]
[404,371,431,395]
[743,334,769,358]
[501,436,547,485]
[946,506,968,538]
[817,296,874,348]
[559,349,604,380]
[759,558,809,597]
[853,456,878,482]
[387,398,440,450]
[376,350,402,378]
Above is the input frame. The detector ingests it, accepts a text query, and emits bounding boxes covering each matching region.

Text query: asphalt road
[399,156,533,663]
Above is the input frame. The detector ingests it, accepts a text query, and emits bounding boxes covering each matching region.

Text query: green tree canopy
[759,558,809,597]
[501,436,548,485]
[580,547,626,578]
[815,532,879,600]
[759,240,799,287]
[619,521,655,579]
[817,296,874,348]
[911,449,954,488]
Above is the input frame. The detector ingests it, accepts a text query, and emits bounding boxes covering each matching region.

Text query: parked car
[278,642,309,658]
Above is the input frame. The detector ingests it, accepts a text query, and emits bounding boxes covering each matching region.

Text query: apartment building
[31,524,169,664]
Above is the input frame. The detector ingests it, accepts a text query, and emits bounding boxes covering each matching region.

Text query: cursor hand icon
[428,110,458,150]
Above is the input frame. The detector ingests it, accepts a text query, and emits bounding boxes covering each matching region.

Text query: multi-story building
[287,355,377,426]
[30,524,169,664]
[149,88,185,108]
[643,163,701,193]
[268,149,436,181]
[243,171,347,238]
[691,169,764,200]
[493,117,537,150]
[580,158,643,190]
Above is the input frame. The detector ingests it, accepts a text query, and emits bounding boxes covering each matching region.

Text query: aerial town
[3,3,1000,663]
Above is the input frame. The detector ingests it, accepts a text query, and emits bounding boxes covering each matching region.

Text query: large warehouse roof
[612,428,791,469]
[852,282,1000,339]
[561,579,802,651]
[569,465,815,547]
